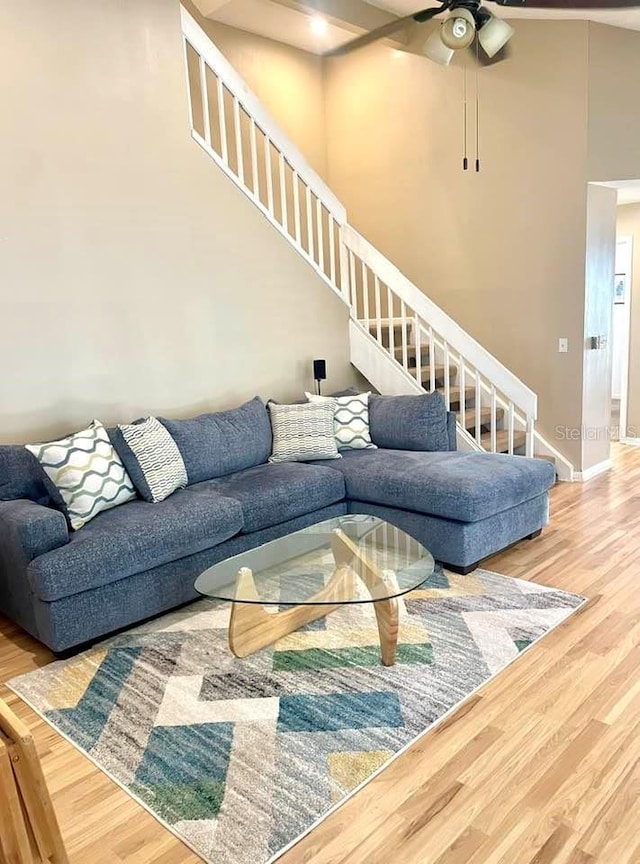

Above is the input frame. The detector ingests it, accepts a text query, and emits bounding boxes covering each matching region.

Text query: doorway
[612,234,632,441]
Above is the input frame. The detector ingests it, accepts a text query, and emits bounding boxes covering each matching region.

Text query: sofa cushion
[27,486,244,602]
[369,393,450,452]
[314,449,555,523]
[0,445,65,510]
[196,462,346,533]
[160,397,272,484]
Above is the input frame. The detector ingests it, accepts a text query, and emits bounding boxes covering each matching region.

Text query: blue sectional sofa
[0,394,555,653]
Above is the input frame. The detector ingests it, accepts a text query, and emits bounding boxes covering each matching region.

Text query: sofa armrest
[0,499,69,564]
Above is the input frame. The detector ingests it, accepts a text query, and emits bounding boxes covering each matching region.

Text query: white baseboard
[620,437,640,447]
[572,459,613,482]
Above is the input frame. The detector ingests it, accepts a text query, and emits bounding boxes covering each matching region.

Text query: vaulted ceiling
[191,0,640,54]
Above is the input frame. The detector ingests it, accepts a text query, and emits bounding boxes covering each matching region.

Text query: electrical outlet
[558,338,568,353]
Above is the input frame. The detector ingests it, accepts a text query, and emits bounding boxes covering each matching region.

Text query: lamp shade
[422,29,455,66]
[440,8,476,50]
[478,13,514,57]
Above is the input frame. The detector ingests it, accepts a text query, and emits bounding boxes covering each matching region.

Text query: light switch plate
[558,338,568,353]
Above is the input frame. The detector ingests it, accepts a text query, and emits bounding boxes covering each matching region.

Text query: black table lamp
[313,359,326,395]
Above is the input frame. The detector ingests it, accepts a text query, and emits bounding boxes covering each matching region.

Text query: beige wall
[0,0,356,444]
[582,184,617,471]
[616,203,640,435]
[588,24,640,182]
[324,21,591,466]
[182,2,328,176]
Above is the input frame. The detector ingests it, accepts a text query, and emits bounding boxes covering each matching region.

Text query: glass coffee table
[195,515,434,666]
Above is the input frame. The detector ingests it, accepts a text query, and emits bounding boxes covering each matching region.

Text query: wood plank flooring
[2,443,640,863]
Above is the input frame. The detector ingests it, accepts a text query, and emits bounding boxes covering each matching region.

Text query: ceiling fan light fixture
[477,13,514,58]
[422,29,455,65]
[440,8,476,50]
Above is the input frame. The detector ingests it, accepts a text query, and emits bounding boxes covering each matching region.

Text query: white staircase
[180,7,570,475]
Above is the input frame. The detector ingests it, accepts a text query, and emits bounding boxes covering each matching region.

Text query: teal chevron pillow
[306,392,377,451]
[25,420,136,530]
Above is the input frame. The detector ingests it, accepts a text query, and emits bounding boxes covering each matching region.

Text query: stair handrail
[181,7,345,223]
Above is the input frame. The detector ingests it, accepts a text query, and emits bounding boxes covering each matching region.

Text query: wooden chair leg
[0,733,33,864]
[0,699,70,864]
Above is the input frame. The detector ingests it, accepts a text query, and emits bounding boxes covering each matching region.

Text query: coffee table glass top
[195,515,435,606]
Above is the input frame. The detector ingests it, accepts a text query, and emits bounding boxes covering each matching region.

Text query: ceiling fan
[326,0,640,65]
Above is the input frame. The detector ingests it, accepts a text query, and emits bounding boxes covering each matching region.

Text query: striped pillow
[25,420,136,530]
[268,402,341,463]
[117,417,187,503]
[306,391,376,450]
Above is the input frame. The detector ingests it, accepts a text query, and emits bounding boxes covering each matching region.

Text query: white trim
[572,459,613,482]
[180,6,345,222]
[620,436,640,447]
[7,583,586,864]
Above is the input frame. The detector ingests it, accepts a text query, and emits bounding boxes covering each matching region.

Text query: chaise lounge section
[0,394,555,653]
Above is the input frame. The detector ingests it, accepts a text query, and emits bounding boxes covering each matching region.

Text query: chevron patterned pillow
[268,402,341,463]
[306,391,377,451]
[25,420,136,530]
[117,417,187,503]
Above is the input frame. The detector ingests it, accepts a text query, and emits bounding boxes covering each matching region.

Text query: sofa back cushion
[369,392,450,452]
[0,445,65,509]
[160,397,272,484]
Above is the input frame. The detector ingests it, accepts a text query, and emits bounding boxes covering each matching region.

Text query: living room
[1,0,639,862]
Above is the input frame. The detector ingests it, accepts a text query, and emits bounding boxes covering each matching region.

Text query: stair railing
[181,6,347,301]
[180,6,537,458]
[342,226,536,456]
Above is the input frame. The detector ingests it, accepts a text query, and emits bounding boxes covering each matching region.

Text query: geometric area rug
[8,565,584,864]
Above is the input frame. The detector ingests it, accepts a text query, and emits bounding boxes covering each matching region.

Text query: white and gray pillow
[268,402,341,463]
[306,391,376,451]
[117,417,187,503]
[25,420,136,530]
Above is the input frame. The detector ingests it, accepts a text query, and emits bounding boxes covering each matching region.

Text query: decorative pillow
[268,402,341,463]
[116,417,187,503]
[306,391,376,451]
[25,420,136,530]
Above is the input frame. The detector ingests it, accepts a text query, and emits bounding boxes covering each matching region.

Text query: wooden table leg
[372,597,399,666]
[228,567,346,658]
[331,529,401,666]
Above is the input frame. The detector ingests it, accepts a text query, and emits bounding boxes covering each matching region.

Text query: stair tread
[438,385,476,405]
[480,429,527,453]
[415,363,457,380]
[459,406,504,428]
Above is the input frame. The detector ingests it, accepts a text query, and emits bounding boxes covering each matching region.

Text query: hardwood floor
[2,443,640,863]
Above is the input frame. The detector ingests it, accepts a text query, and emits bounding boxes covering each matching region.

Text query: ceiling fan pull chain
[475,40,481,172]
[463,62,468,171]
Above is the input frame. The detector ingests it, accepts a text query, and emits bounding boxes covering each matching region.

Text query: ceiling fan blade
[490,0,640,7]
[325,5,447,57]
